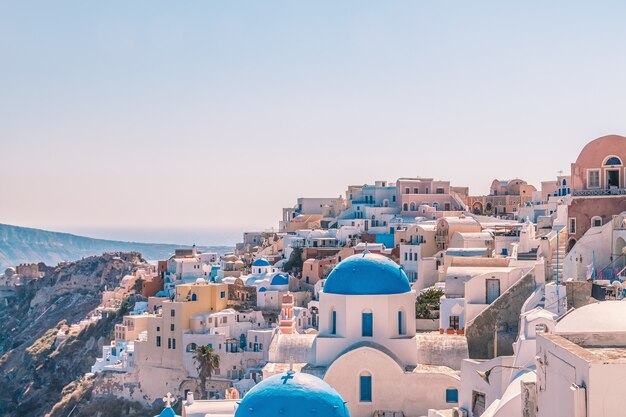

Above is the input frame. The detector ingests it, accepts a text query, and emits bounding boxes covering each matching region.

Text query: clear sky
[1,1,626,245]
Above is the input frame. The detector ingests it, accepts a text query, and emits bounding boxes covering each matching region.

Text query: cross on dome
[162,392,174,408]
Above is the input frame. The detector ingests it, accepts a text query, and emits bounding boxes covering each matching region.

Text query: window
[392,195,396,202]
[220,291,226,298]
[156,336,161,347]
[413,188,418,194]
[398,310,406,335]
[330,309,337,335]
[359,373,372,402]
[605,156,623,166]
[446,389,459,403]
[472,391,486,416]
[168,338,171,349]
[403,203,408,211]
[588,169,600,188]
[186,342,197,352]
[569,217,577,235]
[592,216,602,228]
[436,188,444,194]
[405,187,410,194]
[361,311,373,337]
[156,326,160,332]
[171,309,175,317]
[450,315,460,330]
[171,324,175,331]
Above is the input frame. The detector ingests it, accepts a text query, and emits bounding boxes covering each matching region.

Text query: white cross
[162,392,174,408]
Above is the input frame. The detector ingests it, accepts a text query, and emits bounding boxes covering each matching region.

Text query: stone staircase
[551,229,567,281]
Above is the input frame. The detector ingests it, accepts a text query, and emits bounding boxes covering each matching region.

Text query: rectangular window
[405,187,410,194]
[398,311,405,335]
[220,291,226,298]
[436,188,444,194]
[171,309,175,317]
[167,338,171,349]
[156,326,160,332]
[588,169,600,188]
[156,336,161,347]
[360,375,372,402]
[446,389,459,403]
[331,311,337,335]
[450,315,460,330]
[170,324,175,331]
[172,338,176,349]
[362,312,373,337]
[569,217,577,235]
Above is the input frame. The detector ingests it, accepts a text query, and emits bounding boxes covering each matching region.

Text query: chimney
[186,392,194,404]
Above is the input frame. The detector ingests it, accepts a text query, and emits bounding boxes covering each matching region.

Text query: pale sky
[2,1,626,245]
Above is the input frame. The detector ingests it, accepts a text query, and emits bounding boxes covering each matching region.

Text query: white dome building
[313,253,460,417]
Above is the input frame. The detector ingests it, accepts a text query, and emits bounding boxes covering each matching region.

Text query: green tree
[134,277,144,294]
[415,288,444,319]
[283,247,303,273]
[193,345,220,399]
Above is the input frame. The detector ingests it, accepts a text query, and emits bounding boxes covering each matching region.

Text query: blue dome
[271,273,289,286]
[235,372,349,417]
[252,258,271,267]
[323,253,411,295]
[155,407,178,417]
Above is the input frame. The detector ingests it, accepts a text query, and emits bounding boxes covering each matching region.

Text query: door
[486,279,501,304]
[607,169,620,188]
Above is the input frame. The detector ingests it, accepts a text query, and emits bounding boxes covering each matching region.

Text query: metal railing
[573,188,626,197]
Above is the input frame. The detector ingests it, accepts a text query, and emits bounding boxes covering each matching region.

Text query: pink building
[567,135,626,249]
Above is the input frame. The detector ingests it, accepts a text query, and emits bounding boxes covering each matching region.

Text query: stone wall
[465,272,536,359]
[565,280,595,309]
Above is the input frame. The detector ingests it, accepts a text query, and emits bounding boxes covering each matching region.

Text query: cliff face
[0,252,149,417]
[0,223,232,270]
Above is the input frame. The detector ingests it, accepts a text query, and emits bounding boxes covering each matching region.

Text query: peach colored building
[396,178,466,215]
[115,314,151,342]
[435,216,481,251]
[467,179,536,216]
[567,135,626,249]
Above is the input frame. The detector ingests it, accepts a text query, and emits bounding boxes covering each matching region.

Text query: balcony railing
[573,188,626,197]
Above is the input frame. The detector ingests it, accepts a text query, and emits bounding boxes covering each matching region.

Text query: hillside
[0,253,155,417]
[0,224,232,270]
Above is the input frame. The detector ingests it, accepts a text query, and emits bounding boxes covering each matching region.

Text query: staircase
[551,229,567,281]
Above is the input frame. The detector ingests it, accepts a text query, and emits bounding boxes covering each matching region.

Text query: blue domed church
[235,370,349,417]
[313,252,460,417]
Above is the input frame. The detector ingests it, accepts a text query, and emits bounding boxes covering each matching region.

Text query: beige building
[135,281,228,370]
[435,216,482,251]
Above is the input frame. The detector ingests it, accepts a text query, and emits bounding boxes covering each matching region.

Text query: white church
[311,252,460,417]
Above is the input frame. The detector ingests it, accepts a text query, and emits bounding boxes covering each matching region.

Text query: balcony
[573,188,626,197]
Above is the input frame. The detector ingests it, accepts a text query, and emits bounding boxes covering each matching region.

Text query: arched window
[486,203,492,211]
[605,156,623,166]
[361,309,373,337]
[191,293,197,301]
[186,342,197,352]
[398,309,406,335]
[409,202,416,211]
[329,307,337,335]
[591,216,602,228]
[403,203,408,211]
[359,371,372,402]
[433,202,439,210]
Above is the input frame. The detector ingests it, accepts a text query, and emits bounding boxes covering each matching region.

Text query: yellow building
[135,282,229,370]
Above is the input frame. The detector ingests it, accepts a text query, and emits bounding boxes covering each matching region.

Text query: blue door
[360,375,372,402]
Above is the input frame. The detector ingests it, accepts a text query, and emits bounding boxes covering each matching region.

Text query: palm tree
[193,345,220,399]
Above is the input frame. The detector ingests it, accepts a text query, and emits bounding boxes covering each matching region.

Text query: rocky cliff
[0,252,152,417]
